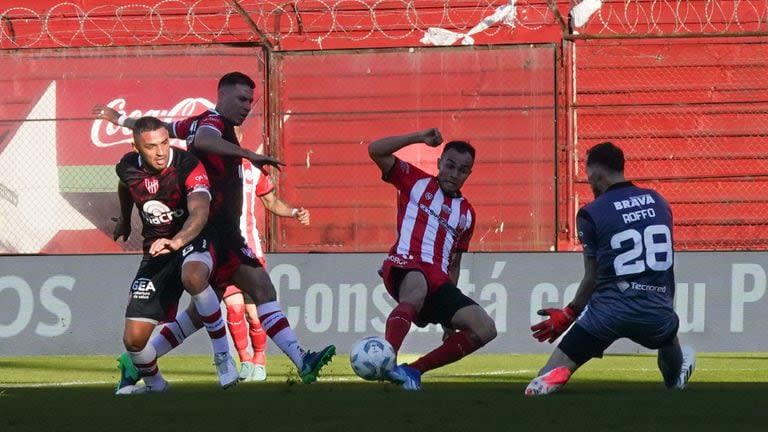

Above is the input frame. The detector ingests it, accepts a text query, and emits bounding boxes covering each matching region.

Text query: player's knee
[123,336,146,352]
[181,272,208,294]
[226,302,246,322]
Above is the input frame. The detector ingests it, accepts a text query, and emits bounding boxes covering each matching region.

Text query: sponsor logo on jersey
[144,177,159,195]
[617,280,667,294]
[613,193,656,210]
[131,278,156,300]
[386,254,414,266]
[419,203,459,238]
[142,200,185,225]
[398,160,410,174]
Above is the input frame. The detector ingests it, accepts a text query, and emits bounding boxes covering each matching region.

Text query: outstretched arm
[92,104,173,135]
[530,255,594,343]
[93,104,284,170]
[368,128,443,175]
[259,190,310,225]
[193,127,284,171]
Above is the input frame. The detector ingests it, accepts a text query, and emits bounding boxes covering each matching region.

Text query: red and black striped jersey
[115,147,210,253]
[171,109,243,237]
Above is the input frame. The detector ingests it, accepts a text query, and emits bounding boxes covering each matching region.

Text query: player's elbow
[367,142,380,160]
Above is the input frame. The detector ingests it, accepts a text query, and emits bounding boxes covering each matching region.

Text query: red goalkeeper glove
[530,305,579,343]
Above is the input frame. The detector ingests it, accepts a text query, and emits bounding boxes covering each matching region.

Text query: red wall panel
[572,39,768,250]
[272,45,557,252]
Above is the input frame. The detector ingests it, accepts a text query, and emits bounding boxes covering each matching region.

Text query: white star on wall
[0,81,94,253]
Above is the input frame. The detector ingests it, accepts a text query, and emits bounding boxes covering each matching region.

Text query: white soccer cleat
[214,352,239,389]
[674,346,696,390]
[116,380,169,395]
[249,364,267,382]
[525,366,572,396]
[115,384,137,395]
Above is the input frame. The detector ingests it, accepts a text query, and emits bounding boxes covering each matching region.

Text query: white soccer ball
[349,336,396,381]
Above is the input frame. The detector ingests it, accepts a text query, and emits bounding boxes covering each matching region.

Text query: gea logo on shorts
[0,275,74,338]
[142,200,185,225]
[131,278,156,300]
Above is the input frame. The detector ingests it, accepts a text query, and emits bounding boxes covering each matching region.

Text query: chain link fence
[569,38,768,250]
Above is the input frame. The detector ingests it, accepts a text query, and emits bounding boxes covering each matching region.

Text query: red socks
[226,303,251,362]
[385,302,417,353]
[410,331,481,374]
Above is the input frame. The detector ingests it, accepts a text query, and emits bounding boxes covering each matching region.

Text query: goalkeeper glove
[530,305,580,343]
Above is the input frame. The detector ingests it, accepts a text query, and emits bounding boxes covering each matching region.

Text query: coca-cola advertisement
[0,46,266,254]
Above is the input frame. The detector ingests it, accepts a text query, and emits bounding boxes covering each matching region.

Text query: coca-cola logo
[90,97,215,148]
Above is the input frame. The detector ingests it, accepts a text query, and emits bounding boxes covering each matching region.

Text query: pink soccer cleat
[524,366,572,396]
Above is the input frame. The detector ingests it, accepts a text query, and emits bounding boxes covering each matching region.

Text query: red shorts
[379,254,452,299]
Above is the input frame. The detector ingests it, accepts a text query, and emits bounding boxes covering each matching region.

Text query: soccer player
[368,128,497,391]
[95,72,334,390]
[113,116,238,394]
[224,158,311,382]
[525,141,695,396]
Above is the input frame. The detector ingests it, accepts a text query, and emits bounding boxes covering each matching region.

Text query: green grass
[1,353,768,432]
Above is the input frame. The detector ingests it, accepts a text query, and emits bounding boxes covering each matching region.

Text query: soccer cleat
[524,366,572,396]
[238,361,255,381]
[388,364,422,391]
[299,345,336,384]
[214,352,239,389]
[249,364,267,382]
[118,380,170,395]
[115,352,139,393]
[674,346,696,390]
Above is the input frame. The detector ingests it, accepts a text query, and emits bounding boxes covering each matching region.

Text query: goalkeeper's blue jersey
[577,182,676,324]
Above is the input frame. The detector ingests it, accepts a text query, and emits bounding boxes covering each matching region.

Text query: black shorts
[417,282,479,327]
[558,321,679,366]
[212,229,264,291]
[125,233,213,323]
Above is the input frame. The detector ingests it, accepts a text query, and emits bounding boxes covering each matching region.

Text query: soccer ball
[349,336,396,381]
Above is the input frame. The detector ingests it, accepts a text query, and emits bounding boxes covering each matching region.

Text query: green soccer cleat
[115,352,140,394]
[299,345,336,384]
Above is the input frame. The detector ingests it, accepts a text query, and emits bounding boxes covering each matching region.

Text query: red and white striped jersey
[239,160,274,263]
[385,158,475,273]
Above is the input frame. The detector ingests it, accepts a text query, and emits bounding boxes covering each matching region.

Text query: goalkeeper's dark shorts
[559,312,679,365]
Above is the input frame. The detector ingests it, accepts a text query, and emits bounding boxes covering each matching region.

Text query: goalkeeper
[526,142,696,396]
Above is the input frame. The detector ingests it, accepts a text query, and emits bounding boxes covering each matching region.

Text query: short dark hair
[443,140,476,161]
[132,116,167,142]
[218,72,255,90]
[586,141,624,172]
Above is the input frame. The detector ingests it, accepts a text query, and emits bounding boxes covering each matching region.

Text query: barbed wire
[578,0,768,36]
[0,0,553,49]
[2,1,768,50]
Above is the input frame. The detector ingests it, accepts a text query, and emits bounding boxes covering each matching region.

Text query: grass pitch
[1,353,767,432]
